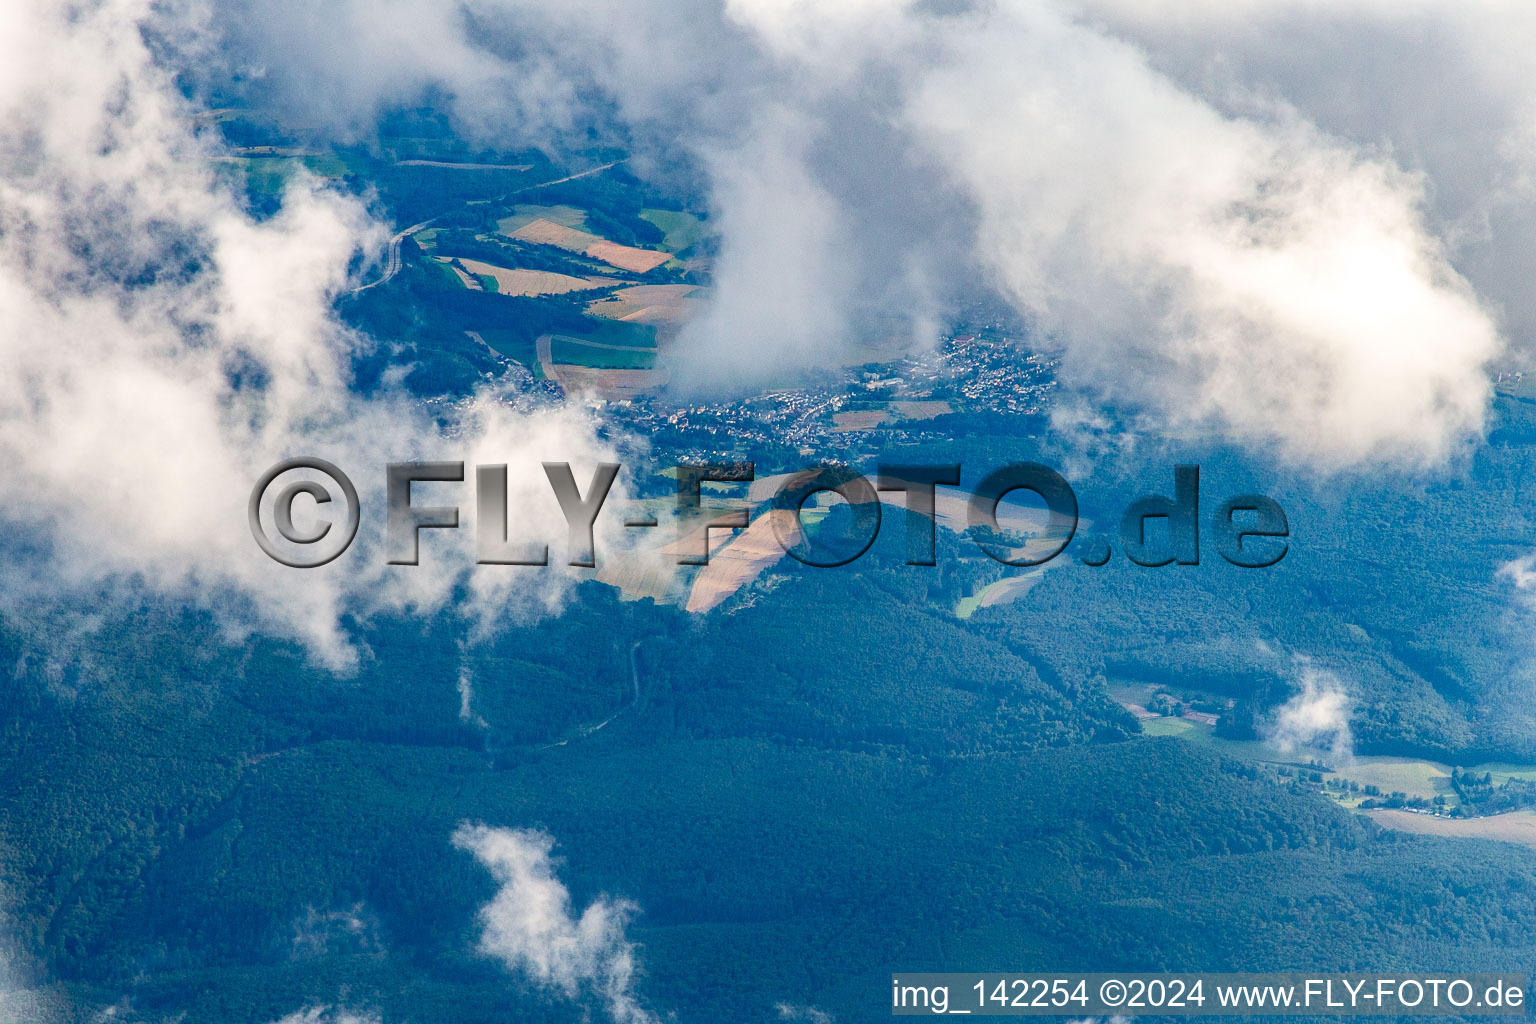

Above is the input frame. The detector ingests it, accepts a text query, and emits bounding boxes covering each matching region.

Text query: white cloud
[777,1003,834,1024]
[456,659,488,728]
[268,1009,380,1024]
[729,0,1501,466]
[1266,665,1353,761]
[454,824,658,1024]
[0,902,56,1024]
[1500,552,1536,597]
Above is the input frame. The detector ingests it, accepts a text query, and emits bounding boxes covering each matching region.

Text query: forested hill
[6,570,1536,1022]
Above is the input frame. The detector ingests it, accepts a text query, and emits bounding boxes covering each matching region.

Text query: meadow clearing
[639,208,709,251]
[1126,700,1536,830]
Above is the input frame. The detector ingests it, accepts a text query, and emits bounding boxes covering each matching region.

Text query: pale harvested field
[543,362,668,397]
[438,261,480,290]
[660,474,1082,616]
[510,217,602,250]
[584,240,673,273]
[685,509,800,614]
[831,410,891,432]
[830,401,953,432]
[586,285,704,327]
[596,555,683,604]
[919,488,971,532]
[1367,809,1536,849]
[508,218,674,273]
[890,400,953,420]
[456,259,610,296]
[661,525,733,569]
[745,473,798,504]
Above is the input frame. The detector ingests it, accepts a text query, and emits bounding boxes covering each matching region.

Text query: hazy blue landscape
[7,2,1536,1023]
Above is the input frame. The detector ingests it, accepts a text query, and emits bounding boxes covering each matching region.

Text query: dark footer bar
[891,973,1528,1015]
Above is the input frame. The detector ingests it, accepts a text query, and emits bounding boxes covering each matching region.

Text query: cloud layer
[7,0,1534,659]
[454,824,658,1024]
[0,0,631,664]
[269,1009,381,1024]
[209,0,1522,466]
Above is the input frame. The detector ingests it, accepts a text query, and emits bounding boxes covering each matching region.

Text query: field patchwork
[454,258,613,296]
[503,214,674,273]
[586,284,705,328]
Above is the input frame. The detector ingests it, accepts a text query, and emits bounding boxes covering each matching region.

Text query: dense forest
[7,552,1536,1022]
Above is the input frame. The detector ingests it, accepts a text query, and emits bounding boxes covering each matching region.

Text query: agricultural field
[501,212,674,273]
[561,317,658,347]
[548,336,657,369]
[494,203,590,233]
[586,284,705,328]
[1140,716,1212,740]
[831,409,892,431]
[542,363,666,395]
[954,564,1064,619]
[1333,758,1457,802]
[684,509,800,613]
[829,400,956,432]
[429,259,479,290]
[639,208,709,251]
[890,399,954,420]
[1368,808,1536,849]
[454,258,613,297]
[585,239,674,273]
[508,217,603,250]
[536,332,667,395]
[472,328,540,364]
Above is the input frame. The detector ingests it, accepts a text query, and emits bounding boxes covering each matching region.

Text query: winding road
[536,640,644,750]
[353,219,434,292]
[350,159,627,294]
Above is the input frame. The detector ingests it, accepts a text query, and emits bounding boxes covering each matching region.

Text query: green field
[954,566,1062,619]
[577,317,658,348]
[495,203,590,234]
[1140,716,1208,740]
[640,208,709,252]
[549,335,656,369]
[475,328,538,364]
[433,261,467,289]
